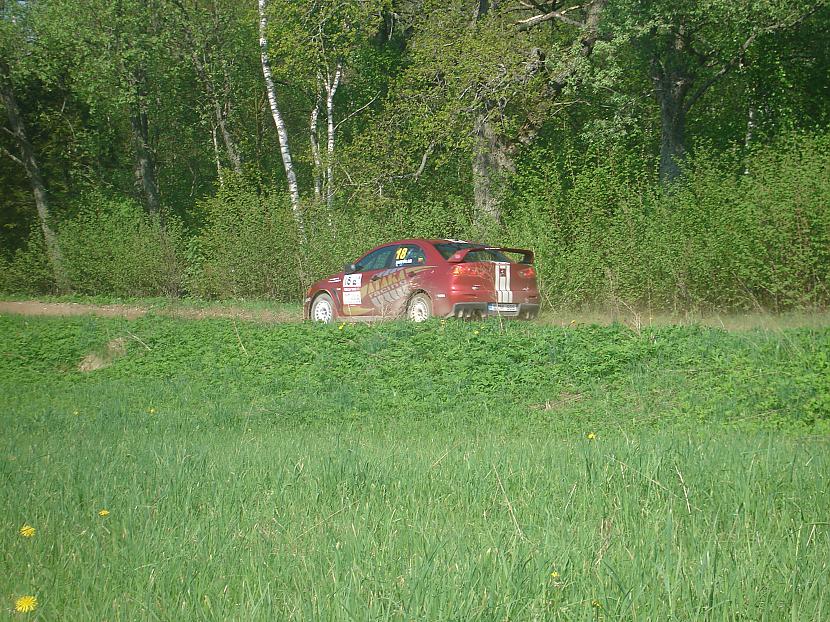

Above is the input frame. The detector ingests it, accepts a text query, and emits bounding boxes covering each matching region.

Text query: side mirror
[344,263,357,273]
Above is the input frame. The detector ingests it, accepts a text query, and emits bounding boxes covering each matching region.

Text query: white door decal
[343,273,362,305]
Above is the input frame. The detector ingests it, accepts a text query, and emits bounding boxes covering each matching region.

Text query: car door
[363,244,430,318]
[340,245,397,317]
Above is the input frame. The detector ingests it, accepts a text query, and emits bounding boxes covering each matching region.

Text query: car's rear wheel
[310,293,335,323]
[407,292,432,322]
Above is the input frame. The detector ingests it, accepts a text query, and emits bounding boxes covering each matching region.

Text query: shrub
[187,180,303,299]
[0,230,56,295]
[58,194,183,296]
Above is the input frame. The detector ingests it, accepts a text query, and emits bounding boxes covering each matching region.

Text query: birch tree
[258,0,303,234]
[260,0,383,226]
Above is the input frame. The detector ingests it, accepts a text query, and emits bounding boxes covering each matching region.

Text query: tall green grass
[1,315,829,620]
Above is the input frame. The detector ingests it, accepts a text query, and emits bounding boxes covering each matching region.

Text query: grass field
[1,313,829,620]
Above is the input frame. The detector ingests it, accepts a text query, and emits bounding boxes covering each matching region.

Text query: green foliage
[507,133,830,311]
[2,314,828,430]
[0,230,56,295]
[187,179,303,299]
[58,194,183,296]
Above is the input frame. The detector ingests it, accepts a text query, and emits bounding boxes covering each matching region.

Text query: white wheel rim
[410,298,429,322]
[312,298,333,323]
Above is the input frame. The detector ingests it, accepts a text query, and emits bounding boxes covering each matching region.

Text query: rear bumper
[449,302,540,320]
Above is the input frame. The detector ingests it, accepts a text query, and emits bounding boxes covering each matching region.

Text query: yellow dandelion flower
[72,410,80,416]
[338,323,346,330]
[19,525,36,538]
[147,407,156,415]
[587,432,596,441]
[98,509,110,517]
[473,330,480,335]
[591,599,601,608]
[550,571,560,579]
[15,595,38,613]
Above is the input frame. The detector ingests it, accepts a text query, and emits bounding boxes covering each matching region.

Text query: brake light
[451,264,479,276]
[519,266,536,279]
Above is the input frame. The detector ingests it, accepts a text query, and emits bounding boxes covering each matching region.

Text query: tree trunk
[211,125,224,184]
[472,111,513,226]
[470,0,510,226]
[0,67,69,291]
[658,88,687,184]
[310,85,322,201]
[213,87,242,174]
[653,38,692,186]
[258,0,304,236]
[324,63,342,214]
[129,74,162,217]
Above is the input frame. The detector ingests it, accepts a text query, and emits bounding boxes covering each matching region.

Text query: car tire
[310,293,335,323]
[407,292,432,322]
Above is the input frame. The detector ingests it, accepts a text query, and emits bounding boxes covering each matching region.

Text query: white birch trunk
[258,0,304,236]
[310,84,322,202]
[324,63,342,213]
[211,125,224,185]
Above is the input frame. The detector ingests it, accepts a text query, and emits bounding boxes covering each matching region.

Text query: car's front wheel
[310,293,335,323]
[407,292,432,322]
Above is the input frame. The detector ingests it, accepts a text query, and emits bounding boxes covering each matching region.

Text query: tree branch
[334,91,381,131]
[0,144,25,168]
[516,6,585,31]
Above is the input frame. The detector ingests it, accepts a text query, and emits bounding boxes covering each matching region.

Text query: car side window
[354,246,396,272]
[392,244,426,267]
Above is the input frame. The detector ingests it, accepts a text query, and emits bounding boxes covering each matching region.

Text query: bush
[58,194,183,296]
[187,180,304,299]
[0,229,56,295]
[505,133,830,311]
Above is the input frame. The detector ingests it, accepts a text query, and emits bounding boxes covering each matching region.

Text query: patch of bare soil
[78,337,127,372]
[0,300,301,323]
[531,392,584,411]
[0,300,148,319]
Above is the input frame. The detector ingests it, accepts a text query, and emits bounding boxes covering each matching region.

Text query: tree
[258,0,385,233]
[610,0,826,183]
[392,0,608,226]
[0,0,68,290]
[164,0,250,179]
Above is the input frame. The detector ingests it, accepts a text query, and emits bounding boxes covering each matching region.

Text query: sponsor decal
[343,290,362,305]
[340,266,431,315]
[342,272,362,305]
[343,273,362,288]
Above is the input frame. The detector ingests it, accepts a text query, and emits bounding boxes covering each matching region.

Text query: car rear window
[434,242,512,263]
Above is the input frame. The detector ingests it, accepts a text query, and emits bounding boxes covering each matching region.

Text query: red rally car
[303,239,540,322]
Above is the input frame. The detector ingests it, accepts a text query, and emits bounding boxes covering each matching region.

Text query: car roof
[383,238,473,246]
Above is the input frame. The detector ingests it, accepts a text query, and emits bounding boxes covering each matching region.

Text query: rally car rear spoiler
[447,247,535,264]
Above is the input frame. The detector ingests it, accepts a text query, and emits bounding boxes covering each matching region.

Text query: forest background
[1,0,828,312]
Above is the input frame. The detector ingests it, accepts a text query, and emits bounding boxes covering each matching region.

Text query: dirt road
[0,300,301,323]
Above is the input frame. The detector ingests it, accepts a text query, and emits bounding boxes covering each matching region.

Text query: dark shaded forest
[2,0,828,310]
